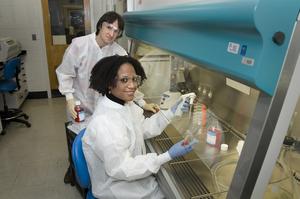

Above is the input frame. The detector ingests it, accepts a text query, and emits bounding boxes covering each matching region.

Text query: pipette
[175,92,196,116]
[181,94,198,146]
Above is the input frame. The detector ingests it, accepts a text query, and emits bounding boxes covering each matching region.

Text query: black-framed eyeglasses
[115,75,142,86]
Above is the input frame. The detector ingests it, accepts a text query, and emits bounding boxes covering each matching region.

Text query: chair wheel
[24,115,29,120]
[25,122,31,128]
[0,130,5,135]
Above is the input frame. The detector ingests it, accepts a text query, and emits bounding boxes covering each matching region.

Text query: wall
[0,0,51,97]
[90,0,108,33]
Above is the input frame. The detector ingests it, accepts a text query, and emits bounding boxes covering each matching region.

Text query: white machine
[160,91,181,110]
[0,37,21,62]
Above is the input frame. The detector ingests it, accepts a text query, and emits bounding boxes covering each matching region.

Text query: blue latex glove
[180,98,190,113]
[170,97,190,114]
[168,139,198,159]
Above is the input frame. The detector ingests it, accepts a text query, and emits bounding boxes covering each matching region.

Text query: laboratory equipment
[174,92,196,116]
[124,0,300,198]
[160,90,181,110]
[74,100,85,123]
[220,144,228,152]
[190,101,208,134]
[0,37,21,62]
[206,127,223,148]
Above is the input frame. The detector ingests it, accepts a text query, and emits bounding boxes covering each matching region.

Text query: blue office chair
[0,57,31,131]
[72,128,96,199]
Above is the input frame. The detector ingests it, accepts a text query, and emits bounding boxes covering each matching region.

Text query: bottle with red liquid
[74,100,85,123]
[206,127,222,148]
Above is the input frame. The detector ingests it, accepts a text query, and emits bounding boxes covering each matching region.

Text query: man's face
[98,20,120,46]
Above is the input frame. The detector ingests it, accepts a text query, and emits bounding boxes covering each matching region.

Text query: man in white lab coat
[56,11,158,120]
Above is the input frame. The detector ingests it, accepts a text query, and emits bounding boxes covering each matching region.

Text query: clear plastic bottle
[74,100,85,123]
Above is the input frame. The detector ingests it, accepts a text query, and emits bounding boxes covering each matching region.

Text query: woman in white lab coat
[82,55,196,198]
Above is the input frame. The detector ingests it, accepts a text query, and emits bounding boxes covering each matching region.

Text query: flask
[74,100,85,122]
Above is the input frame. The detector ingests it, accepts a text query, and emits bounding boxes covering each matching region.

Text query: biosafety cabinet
[124,0,300,198]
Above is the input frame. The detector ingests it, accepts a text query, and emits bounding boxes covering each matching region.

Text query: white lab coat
[56,33,127,116]
[82,96,174,199]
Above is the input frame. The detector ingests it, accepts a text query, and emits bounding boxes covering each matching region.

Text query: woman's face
[110,63,141,102]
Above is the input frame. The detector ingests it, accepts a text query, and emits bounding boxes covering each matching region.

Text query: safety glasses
[115,75,142,86]
[103,22,121,37]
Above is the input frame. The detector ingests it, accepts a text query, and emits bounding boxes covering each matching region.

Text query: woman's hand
[143,103,160,113]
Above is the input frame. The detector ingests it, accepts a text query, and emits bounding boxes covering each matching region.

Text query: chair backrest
[4,57,21,80]
[72,128,91,188]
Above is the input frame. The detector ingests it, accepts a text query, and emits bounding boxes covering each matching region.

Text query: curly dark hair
[95,11,124,38]
[90,55,147,95]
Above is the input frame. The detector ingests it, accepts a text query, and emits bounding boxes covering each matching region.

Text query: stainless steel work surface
[147,123,241,199]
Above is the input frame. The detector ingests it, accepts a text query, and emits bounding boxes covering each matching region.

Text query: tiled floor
[0,98,82,199]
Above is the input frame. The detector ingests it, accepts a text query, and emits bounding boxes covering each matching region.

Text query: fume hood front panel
[125,1,300,198]
[136,40,299,199]
[133,44,256,198]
